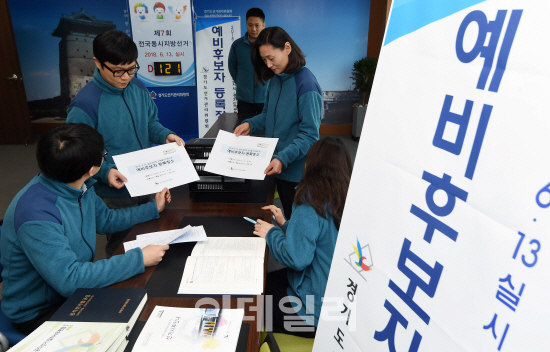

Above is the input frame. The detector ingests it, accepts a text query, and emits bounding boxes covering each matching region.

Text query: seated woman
[0,123,170,334]
[253,136,353,338]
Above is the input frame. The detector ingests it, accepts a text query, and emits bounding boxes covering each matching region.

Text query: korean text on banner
[129,0,195,87]
[195,17,240,137]
[315,1,550,351]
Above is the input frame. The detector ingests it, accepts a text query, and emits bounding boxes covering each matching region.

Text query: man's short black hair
[246,8,265,22]
[93,30,138,66]
[37,123,105,184]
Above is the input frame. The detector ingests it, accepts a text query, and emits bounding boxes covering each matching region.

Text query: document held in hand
[113,143,199,197]
[204,130,278,180]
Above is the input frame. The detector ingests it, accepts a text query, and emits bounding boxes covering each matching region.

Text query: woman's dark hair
[251,26,306,85]
[295,137,353,228]
[93,30,138,66]
[37,123,104,183]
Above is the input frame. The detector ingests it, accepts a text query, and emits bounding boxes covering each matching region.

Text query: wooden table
[110,112,274,352]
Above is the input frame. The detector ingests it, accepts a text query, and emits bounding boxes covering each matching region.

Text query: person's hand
[265,158,283,175]
[166,133,185,146]
[253,219,275,239]
[155,187,171,212]
[262,205,286,226]
[142,245,169,267]
[107,169,127,189]
[234,122,251,136]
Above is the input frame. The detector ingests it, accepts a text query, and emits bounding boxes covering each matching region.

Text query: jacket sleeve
[145,94,174,145]
[265,204,320,271]
[94,192,159,235]
[228,45,238,82]
[243,81,271,134]
[66,106,115,185]
[17,221,145,298]
[273,91,322,168]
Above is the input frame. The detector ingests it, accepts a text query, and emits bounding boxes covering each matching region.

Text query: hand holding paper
[205,130,278,180]
[112,143,199,197]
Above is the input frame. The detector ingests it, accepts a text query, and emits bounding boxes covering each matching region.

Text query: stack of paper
[132,306,244,352]
[124,225,208,252]
[10,288,148,352]
[178,237,266,295]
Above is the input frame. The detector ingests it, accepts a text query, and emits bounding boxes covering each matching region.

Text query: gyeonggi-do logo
[163,148,176,155]
[345,237,373,282]
[257,143,269,148]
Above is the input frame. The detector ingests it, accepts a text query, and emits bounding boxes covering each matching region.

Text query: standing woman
[234,26,322,219]
[253,137,353,337]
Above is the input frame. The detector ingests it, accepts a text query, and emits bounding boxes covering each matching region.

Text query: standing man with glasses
[67,30,184,257]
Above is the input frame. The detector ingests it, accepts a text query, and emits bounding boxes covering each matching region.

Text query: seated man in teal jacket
[66,30,185,256]
[0,123,170,335]
[228,8,268,114]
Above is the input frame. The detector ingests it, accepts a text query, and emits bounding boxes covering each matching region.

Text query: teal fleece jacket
[243,67,322,182]
[66,69,174,199]
[0,174,159,323]
[228,33,268,104]
[266,203,339,327]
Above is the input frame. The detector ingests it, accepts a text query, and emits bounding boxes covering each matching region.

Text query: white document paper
[132,306,244,352]
[178,237,266,295]
[124,227,207,252]
[113,143,199,197]
[204,130,278,180]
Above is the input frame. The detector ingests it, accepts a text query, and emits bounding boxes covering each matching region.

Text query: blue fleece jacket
[243,67,322,182]
[265,203,339,327]
[228,33,268,104]
[66,69,174,199]
[0,174,160,323]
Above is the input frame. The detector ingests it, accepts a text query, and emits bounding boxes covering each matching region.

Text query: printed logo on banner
[150,91,157,99]
[344,238,373,282]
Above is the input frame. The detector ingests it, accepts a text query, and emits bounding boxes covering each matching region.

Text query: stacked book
[10,288,147,352]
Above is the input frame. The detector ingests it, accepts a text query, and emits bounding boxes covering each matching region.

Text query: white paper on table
[112,143,199,197]
[191,237,265,257]
[132,306,244,352]
[123,227,207,252]
[178,256,264,295]
[204,130,278,180]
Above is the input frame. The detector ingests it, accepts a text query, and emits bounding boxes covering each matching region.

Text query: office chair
[0,220,27,351]
[259,332,314,352]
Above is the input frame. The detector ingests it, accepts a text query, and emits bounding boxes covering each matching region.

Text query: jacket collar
[93,68,125,95]
[39,174,97,200]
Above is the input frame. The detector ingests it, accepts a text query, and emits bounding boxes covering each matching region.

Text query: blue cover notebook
[49,288,148,323]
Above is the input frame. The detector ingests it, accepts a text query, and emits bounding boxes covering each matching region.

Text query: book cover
[9,321,127,352]
[49,288,147,324]
[132,306,244,352]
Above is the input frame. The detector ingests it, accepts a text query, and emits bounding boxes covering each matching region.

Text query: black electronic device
[153,61,182,76]
[185,138,250,193]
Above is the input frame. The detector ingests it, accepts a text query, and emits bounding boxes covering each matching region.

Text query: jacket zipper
[121,90,144,149]
[78,191,94,261]
[273,76,283,133]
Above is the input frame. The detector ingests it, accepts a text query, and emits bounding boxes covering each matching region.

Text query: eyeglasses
[102,148,109,159]
[103,62,140,77]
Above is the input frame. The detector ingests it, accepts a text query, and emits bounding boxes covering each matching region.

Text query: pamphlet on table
[10,288,148,352]
[204,130,278,180]
[113,142,199,197]
[178,237,266,295]
[132,306,244,352]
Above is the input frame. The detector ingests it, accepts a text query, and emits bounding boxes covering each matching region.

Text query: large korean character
[374,300,422,352]
[456,10,523,92]
[388,238,443,325]
[496,274,525,312]
[483,313,510,351]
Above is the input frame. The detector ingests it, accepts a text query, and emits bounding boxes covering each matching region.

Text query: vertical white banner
[195,17,240,137]
[129,1,195,86]
[315,1,550,351]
